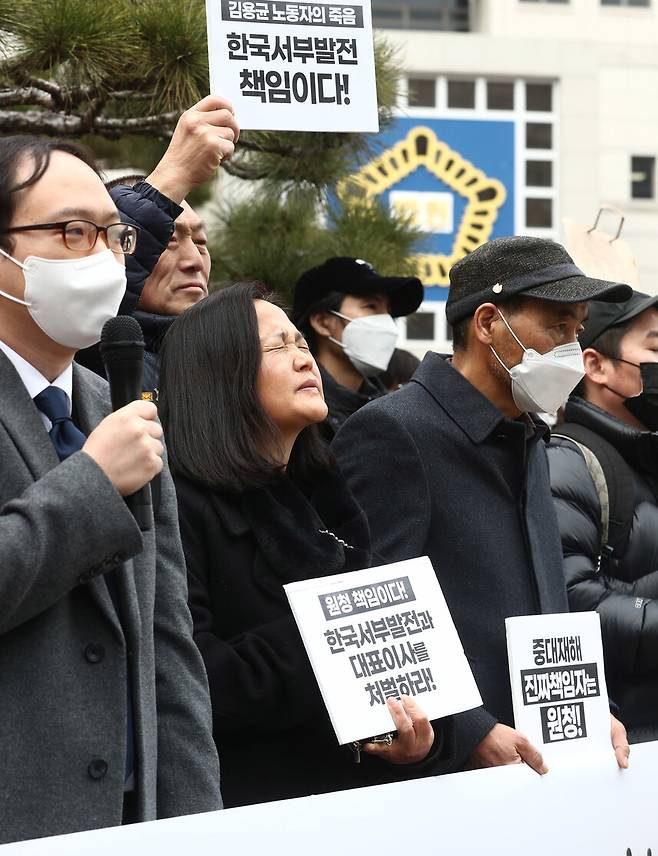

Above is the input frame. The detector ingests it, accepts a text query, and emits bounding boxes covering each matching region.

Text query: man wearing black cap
[548,290,658,743]
[333,236,631,773]
[293,257,423,439]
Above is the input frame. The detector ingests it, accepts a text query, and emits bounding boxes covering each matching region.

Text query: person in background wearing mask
[0,135,223,844]
[332,236,632,774]
[293,257,423,440]
[77,95,239,392]
[548,291,658,743]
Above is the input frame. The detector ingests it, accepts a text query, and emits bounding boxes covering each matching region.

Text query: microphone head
[100,314,145,351]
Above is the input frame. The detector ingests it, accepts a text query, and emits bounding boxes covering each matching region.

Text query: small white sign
[284,556,482,745]
[389,190,454,234]
[205,0,379,132]
[506,612,611,764]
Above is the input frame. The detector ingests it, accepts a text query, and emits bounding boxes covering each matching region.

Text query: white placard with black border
[284,555,482,745]
[506,611,611,764]
[205,0,379,132]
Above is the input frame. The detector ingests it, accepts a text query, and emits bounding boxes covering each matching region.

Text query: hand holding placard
[147,95,240,203]
[468,723,548,775]
[362,696,434,765]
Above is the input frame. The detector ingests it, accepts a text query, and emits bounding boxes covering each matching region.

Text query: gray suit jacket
[0,352,222,844]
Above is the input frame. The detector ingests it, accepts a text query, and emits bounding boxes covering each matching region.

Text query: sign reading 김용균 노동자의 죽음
[205,0,379,132]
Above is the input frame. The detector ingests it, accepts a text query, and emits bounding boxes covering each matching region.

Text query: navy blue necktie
[33,386,86,460]
[33,384,135,786]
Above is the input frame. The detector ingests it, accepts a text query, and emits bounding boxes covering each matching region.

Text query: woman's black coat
[175,468,455,807]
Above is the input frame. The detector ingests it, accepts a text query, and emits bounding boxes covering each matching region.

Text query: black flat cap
[293,257,424,323]
[446,236,632,325]
[579,290,658,350]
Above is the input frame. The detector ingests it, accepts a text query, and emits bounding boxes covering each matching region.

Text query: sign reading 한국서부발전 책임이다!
[205,0,379,132]
[284,556,482,745]
[506,612,612,766]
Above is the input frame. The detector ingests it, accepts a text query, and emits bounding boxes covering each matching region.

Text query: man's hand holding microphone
[82,401,164,497]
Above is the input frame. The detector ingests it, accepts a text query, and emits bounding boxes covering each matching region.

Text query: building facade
[365,0,658,354]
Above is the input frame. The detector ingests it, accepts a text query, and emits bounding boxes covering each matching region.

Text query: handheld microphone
[99,315,152,532]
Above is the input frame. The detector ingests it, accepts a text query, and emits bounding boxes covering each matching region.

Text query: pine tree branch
[221,159,272,181]
[0,108,180,138]
[0,109,86,134]
[96,111,180,134]
[0,87,54,109]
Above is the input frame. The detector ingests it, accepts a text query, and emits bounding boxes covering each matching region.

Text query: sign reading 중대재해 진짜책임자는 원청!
[506,611,612,766]
[205,0,379,132]
[284,556,482,745]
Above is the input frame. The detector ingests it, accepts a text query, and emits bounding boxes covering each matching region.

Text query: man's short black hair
[0,136,99,253]
[573,315,637,398]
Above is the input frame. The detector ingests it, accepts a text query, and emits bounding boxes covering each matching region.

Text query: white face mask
[330,311,399,377]
[0,248,127,350]
[491,309,585,414]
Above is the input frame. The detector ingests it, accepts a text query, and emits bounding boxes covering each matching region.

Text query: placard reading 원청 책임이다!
[284,556,482,745]
[506,611,612,766]
[205,0,379,132]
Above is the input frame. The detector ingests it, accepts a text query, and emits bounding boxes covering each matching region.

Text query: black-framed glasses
[0,220,140,255]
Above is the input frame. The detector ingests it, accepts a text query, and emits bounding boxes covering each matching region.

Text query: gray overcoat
[0,352,222,844]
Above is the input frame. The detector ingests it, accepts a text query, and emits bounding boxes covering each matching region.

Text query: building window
[372,0,471,31]
[447,79,475,109]
[487,81,515,110]
[526,83,552,112]
[408,79,436,108]
[526,160,553,186]
[601,0,650,7]
[406,312,436,340]
[631,156,655,199]
[526,198,553,228]
[526,122,552,149]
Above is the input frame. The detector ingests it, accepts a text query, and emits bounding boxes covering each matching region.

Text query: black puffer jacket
[547,396,658,742]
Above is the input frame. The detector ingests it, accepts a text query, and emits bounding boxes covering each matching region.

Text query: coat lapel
[71,364,126,635]
[0,350,60,479]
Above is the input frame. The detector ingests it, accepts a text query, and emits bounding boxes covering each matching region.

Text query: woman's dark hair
[0,136,100,253]
[159,281,333,493]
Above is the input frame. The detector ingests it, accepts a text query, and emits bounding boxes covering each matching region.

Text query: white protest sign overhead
[506,612,611,765]
[284,556,482,745]
[205,0,379,132]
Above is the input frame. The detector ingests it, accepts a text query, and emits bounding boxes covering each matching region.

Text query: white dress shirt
[0,339,73,430]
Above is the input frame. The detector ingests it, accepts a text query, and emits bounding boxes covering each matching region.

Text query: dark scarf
[239,469,371,592]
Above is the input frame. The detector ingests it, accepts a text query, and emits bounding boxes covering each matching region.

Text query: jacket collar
[319,364,385,411]
[208,490,251,537]
[0,349,60,479]
[564,395,658,471]
[412,352,548,444]
[132,310,177,354]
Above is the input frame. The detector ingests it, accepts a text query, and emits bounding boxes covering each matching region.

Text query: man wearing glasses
[0,100,231,845]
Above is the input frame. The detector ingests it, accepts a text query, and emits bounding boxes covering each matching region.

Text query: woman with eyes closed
[158,281,455,808]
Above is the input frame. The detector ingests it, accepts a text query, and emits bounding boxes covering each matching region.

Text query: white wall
[381,2,658,297]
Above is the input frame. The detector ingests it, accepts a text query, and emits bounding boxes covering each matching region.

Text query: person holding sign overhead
[158,281,455,808]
